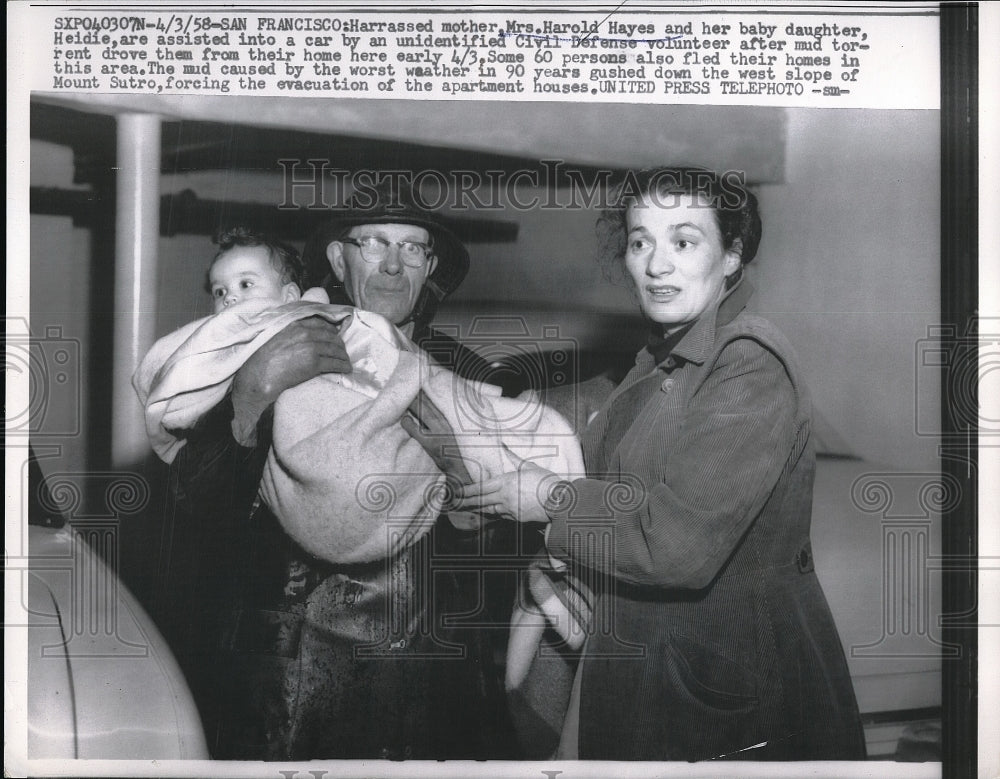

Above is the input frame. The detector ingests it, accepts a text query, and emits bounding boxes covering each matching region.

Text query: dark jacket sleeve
[545,338,802,590]
[169,394,274,520]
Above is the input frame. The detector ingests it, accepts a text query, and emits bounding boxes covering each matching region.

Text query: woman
[456,167,867,761]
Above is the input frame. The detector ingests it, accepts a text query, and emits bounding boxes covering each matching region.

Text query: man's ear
[327,242,346,282]
[425,253,438,278]
[282,282,301,303]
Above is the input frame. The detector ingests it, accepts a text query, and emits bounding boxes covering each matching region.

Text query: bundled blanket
[133,292,585,567]
[134,289,367,463]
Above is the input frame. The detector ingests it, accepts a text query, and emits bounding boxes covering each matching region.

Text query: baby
[205,226,304,313]
[133,226,346,466]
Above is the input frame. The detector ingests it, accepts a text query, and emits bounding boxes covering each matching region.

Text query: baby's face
[209,246,299,313]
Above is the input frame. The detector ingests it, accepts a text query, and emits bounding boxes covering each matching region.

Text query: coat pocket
[630,630,761,760]
[668,630,759,712]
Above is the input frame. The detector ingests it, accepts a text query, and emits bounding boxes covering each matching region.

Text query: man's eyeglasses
[342,236,434,267]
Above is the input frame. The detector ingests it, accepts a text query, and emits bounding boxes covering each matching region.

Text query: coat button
[661,378,675,392]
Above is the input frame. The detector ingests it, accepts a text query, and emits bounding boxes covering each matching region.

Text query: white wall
[752,108,940,472]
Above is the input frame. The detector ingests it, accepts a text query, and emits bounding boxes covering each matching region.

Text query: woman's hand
[231,316,351,439]
[456,453,567,524]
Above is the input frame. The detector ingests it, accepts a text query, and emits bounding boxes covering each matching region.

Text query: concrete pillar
[111,113,160,467]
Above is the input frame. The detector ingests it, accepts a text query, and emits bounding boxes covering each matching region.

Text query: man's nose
[380,244,404,273]
[224,292,238,306]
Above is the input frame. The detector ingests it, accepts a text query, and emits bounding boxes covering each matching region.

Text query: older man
[165,182,516,760]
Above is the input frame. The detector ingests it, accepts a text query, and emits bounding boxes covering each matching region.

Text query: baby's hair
[204,226,304,293]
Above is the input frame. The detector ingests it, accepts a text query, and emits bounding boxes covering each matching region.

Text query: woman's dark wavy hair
[596,166,762,285]
[205,226,305,292]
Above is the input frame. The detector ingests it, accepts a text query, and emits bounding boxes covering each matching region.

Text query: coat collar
[647,278,754,368]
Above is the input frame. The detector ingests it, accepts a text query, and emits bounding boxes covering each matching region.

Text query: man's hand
[231,316,351,439]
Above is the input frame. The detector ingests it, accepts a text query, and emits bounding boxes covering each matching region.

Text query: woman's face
[624,192,742,332]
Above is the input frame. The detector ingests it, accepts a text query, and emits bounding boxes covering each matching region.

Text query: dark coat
[545,281,866,761]
[163,326,518,760]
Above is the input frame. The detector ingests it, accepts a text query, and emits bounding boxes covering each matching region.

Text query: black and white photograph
[6,2,990,777]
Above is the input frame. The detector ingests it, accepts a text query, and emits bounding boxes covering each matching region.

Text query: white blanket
[134,294,584,564]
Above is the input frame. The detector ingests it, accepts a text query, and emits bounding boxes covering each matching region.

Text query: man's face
[327,223,438,326]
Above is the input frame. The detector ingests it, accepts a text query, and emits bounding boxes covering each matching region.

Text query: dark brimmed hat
[302,180,470,305]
